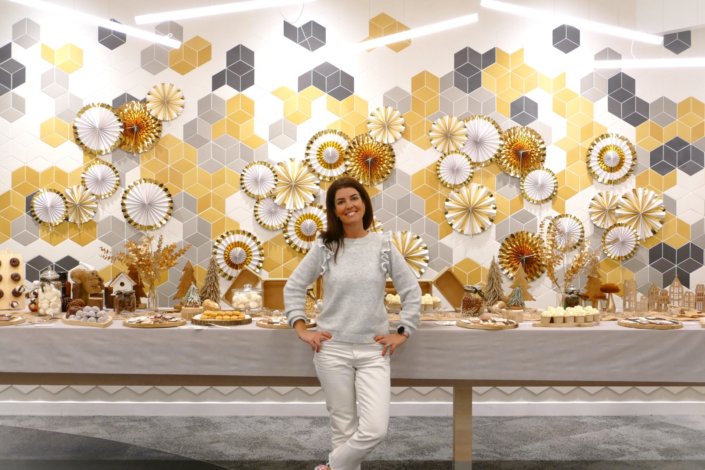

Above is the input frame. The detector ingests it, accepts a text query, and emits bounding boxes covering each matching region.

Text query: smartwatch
[397,325,409,338]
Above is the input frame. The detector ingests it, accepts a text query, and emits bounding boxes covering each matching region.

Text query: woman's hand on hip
[297,330,332,352]
[374,333,407,356]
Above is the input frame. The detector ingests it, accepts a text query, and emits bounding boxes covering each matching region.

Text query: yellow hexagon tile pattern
[599,258,634,287]
[402,111,431,149]
[272,87,314,125]
[170,36,212,75]
[635,169,678,193]
[410,71,439,117]
[42,44,83,73]
[365,13,411,52]
[453,258,489,287]
[40,117,71,147]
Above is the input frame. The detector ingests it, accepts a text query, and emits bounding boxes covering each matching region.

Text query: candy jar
[38,268,62,317]
[460,285,485,317]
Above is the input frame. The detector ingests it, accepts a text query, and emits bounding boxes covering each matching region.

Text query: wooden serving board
[532,321,600,328]
[672,314,705,322]
[618,319,682,330]
[255,319,316,329]
[456,320,518,330]
[0,315,24,326]
[123,317,187,328]
[191,314,252,326]
[700,319,705,328]
[62,316,112,328]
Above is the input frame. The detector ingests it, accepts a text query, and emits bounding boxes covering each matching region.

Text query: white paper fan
[30,189,67,226]
[602,223,639,261]
[305,130,349,180]
[213,230,264,279]
[436,151,474,188]
[284,205,327,253]
[521,168,557,204]
[254,197,289,231]
[82,160,120,199]
[444,183,496,235]
[462,115,502,166]
[121,179,173,230]
[391,231,429,278]
[368,106,405,144]
[65,184,97,224]
[73,103,123,156]
[241,161,277,199]
[146,83,185,121]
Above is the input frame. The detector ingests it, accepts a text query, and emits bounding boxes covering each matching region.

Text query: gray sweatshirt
[285,231,421,343]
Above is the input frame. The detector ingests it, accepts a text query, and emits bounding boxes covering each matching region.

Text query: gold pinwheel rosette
[213,230,264,279]
[121,178,173,231]
[436,151,474,188]
[498,126,546,178]
[498,231,546,281]
[368,106,404,144]
[273,158,320,210]
[392,231,429,278]
[241,161,277,199]
[117,100,163,155]
[30,189,68,226]
[589,191,620,229]
[550,214,585,252]
[602,223,639,261]
[521,168,557,204]
[146,83,185,121]
[345,134,395,186]
[444,183,496,235]
[284,205,327,253]
[305,130,350,181]
[64,184,97,225]
[73,103,123,156]
[81,159,120,200]
[462,115,503,167]
[254,197,289,231]
[430,115,468,154]
[616,187,665,240]
[586,133,636,185]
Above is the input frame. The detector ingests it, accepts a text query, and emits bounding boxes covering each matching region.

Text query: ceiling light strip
[594,58,705,69]
[135,0,316,25]
[480,0,662,45]
[356,13,479,50]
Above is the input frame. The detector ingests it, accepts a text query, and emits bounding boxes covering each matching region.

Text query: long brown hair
[321,176,374,260]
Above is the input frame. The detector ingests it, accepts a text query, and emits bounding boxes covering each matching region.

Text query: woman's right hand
[294,322,332,352]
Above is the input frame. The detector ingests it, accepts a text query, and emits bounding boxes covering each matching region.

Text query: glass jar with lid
[229,283,263,313]
[460,285,485,317]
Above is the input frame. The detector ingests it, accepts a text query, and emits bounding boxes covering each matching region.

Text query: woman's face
[334,186,365,229]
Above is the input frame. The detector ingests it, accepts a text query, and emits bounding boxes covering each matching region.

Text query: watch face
[397,326,405,335]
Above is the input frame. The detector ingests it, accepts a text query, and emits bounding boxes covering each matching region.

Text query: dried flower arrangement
[540,217,593,294]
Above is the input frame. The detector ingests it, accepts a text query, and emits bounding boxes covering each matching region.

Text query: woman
[285,176,421,470]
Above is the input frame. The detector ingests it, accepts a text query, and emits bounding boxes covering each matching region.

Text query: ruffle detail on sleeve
[316,238,334,275]
[380,231,392,275]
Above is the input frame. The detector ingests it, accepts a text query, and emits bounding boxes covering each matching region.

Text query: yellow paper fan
[273,159,320,210]
[345,134,395,186]
[65,184,97,225]
[444,183,496,235]
[589,191,620,229]
[498,126,546,178]
[368,106,404,144]
[146,83,185,121]
[498,231,546,281]
[616,187,665,240]
[391,231,429,278]
[117,101,162,155]
[430,115,467,154]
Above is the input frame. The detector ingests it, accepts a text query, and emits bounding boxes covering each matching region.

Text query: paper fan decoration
[462,115,502,167]
[498,126,546,178]
[30,189,67,226]
[64,184,97,224]
[602,223,639,261]
[430,115,467,154]
[273,159,320,210]
[444,183,496,235]
[616,187,665,240]
[391,231,429,278]
[345,134,395,186]
[72,103,123,156]
[589,191,620,229]
[499,231,546,281]
[121,178,173,231]
[117,101,162,155]
[521,168,557,204]
[368,106,404,144]
[241,161,277,199]
[81,159,120,199]
[146,83,185,121]
[587,133,636,185]
[254,197,289,231]
[368,216,384,233]
[436,151,474,188]
[305,130,350,181]
[284,205,327,253]
[551,214,585,251]
[213,230,264,279]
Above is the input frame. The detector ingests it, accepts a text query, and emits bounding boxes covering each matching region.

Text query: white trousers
[313,340,391,470]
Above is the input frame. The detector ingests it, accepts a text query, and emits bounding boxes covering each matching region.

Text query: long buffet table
[1,319,704,468]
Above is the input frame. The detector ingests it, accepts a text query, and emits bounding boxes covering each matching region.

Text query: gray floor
[0,415,704,469]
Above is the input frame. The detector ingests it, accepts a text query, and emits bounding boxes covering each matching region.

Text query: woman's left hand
[374,333,407,356]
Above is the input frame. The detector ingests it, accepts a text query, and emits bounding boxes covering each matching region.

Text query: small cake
[385,293,401,313]
[420,293,442,312]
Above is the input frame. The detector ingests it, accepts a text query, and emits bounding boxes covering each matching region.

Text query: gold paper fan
[81,159,120,199]
[550,214,585,252]
[391,231,429,278]
[368,106,404,144]
[72,103,123,156]
[616,187,665,240]
[436,151,474,188]
[283,205,327,253]
[589,191,620,229]
[146,83,185,121]
[521,168,557,204]
[444,183,496,235]
[241,161,277,199]
[213,230,264,279]
[345,134,395,186]
[462,115,502,167]
[498,126,546,178]
[254,197,289,231]
[30,189,67,226]
[368,216,384,233]
[273,159,320,210]
[305,130,350,181]
[498,231,546,281]
[65,184,97,224]
[430,115,467,154]
[117,100,162,155]
[121,178,173,231]
[602,223,639,261]
[586,133,636,185]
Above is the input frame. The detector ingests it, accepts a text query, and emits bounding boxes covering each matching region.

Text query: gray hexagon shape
[440,72,455,92]
[184,217,212,248]
[55,255,79,273]
[650,141,677,176]
[224,67,254,92]
[664,30,691,55]
[98,19,127,50]
[383,87,411,114]
[607,72,635,103]
[269,118,297,149]
[0,58,25,91]
[12,18,40,49]
[454,63,481,94]
[197,93,225,124]
[284,20,326,52]
[11,214,38,245]
[172,191,197,223]
[649,97,677,126]
[594,47,622,79]
[112,93,139,109]
[580,72,607,102]
[183,117,210,149]
[141,44,169,75]
[467,87,495,115]
[41,68,69,98]
[55,93,82,122]
[510,96,538,126]
[440,86,469,117]
[0,91,25,122]
[111,149,140,176]
[197,144,221,174]
[552,24,580,53]
[622,96,649,127]
[328,70,354,101]
[495,172,521,198]
[155,21,183,42]
[674,141,705,176]
[455,47,482,69]
[226,44,255,68]
[214,134,240,165]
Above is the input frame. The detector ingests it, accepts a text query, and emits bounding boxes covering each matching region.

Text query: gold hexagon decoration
[498,126,546,178]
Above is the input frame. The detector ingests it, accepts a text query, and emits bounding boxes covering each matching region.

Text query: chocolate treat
[10,301,18,309]
[9,258,19,267]
[67,298,86,316]
[10,273,21,282]
[0,274,2,282]
[12,286,24,297]
[0,290,3,299]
